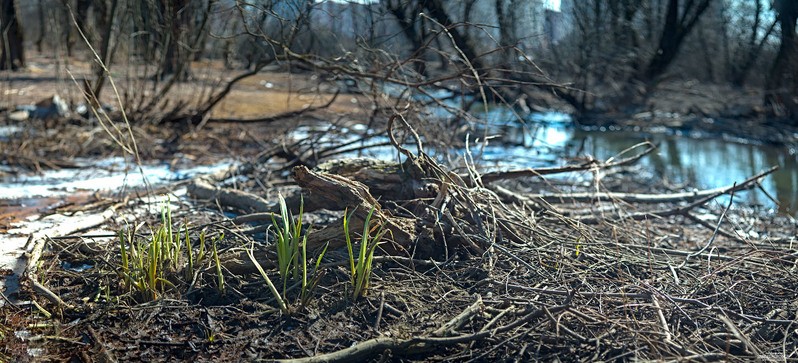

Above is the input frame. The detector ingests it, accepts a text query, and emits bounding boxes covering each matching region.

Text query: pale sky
[544,0,561,12]
[324,0,562,11]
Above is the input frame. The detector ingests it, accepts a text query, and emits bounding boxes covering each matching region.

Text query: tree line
[1,0,796,123]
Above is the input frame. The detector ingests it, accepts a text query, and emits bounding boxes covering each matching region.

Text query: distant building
[289,0,576,58]
[514,0,572,52]
[544,10,565,45]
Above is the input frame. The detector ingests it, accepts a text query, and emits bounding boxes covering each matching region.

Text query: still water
[393,87,797,215]
[490,114,798,216]
[303,109,796,216]
[293,104,796,216]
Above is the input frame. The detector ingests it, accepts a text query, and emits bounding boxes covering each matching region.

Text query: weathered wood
[293,165,380,208]
[511,181,762,204]
[313,157,435,201]
[292,166,416,252]
[188,177,272,212]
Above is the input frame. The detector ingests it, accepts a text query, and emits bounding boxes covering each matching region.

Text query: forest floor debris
[1,113,796,362]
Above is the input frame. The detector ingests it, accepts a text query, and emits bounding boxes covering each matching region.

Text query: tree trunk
[69,0,93,57]
[88,0,119,106]
[35,0,45,53]
[494,0,516,65]
[641,0,712,83]
[384,0,426,76]
[158,0,191,81]
[730,0,776,87]
[0,0,25,70]
[765,0,798,120]
[421,0,485,72]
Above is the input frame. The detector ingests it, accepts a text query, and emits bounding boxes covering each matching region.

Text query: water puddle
[487,112,798,215]
[0,157,234,305]
[0,156,234,199]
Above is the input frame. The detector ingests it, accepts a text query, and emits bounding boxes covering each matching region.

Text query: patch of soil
[6,141,797,362]
[1,55,370,122]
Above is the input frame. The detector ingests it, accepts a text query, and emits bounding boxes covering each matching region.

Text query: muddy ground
[2,59,798,362]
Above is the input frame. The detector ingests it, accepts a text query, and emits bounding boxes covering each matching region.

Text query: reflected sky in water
[386,86,797,216]
[0,157,235,199]
[485,111,797,215]
[574,130,798,215]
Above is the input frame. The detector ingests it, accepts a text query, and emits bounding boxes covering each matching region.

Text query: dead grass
[209,89,362,119]
[2,56,368,121]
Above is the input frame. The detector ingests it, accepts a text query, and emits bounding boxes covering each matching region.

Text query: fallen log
[292,165,416,252]
[188,177,272,212]
[312,157,440,202]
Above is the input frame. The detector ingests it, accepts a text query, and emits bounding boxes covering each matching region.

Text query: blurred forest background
[1,0,797,124]
[6,3,798,362]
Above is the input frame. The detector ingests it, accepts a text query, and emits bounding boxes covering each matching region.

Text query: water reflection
[571,131,797,214]
[490,113,796,215]
[299,107,797,215]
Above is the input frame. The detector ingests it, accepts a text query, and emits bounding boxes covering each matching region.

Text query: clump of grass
[248,195,327,314]
[272,194,303,294]
[117,220,176,301]
[247,242,288,314]
[299,238,328,307]
[117,201,218,301]
[344,205,389,300]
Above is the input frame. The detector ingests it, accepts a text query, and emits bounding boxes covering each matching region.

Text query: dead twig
[576,166,777,224]
[675,185,736,268]
[478,141,656,184]
[270,303,569,363]
[188,177,272,212]
[520,181,758,204]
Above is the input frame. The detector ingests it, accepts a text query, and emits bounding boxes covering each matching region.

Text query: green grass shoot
[344,205,389,300]
[116,202,215,301]
[246,241,289,314]
[271,194,304,296]
[247,195,327,313]
[212,233,225,294]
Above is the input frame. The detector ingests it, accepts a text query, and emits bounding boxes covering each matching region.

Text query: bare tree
[640,0,713,83]
[765,0,798,119]
[420,0,486,72]
[36,0,45,52]
[85,0,120,106]
[158,0,191,80]
[0,0,25,70]
[725,0,777,86]
[384,0,427,75]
